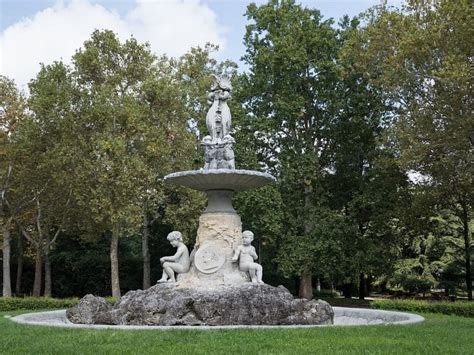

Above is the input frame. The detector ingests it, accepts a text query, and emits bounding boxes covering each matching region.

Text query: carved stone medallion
[194,245,226,274]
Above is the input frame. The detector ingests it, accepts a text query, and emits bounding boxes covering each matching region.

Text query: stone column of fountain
[66,76,334,326]
[164,76,275,288]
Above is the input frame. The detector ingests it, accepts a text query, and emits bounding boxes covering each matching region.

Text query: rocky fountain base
[66,283,333,326]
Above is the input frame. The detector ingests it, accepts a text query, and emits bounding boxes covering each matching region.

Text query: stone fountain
[66,76,334,326]
[164,76,275,288]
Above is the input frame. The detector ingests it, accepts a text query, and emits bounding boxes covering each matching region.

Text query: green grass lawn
[1,310,473,354]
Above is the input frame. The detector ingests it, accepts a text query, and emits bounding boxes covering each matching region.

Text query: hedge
[0,296,117,312]
[0,297,79,311]
[323,298,372,308]
[371,299,474,318]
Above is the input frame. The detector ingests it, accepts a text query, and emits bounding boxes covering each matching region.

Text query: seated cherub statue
[232,230,263,284]
[157,231,190,283]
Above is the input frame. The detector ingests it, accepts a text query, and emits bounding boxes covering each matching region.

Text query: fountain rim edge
[164,169,276,181]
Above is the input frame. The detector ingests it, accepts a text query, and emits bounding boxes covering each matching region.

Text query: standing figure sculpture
[206,76,232,142]
[202,135,217,169]
[232,230,263,284]
[157,231,190,283]
[222,134,235,169]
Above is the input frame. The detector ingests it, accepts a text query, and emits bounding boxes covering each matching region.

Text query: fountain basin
[8,307,424,329]
[164,169,276,192]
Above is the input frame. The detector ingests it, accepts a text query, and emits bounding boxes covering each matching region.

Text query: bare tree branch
[17,223,37,246]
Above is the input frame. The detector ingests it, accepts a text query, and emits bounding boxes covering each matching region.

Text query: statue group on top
[201,76,235,170]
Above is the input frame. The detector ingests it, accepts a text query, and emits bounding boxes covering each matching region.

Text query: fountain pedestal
[162,170,276,288]
[178,210,249,288]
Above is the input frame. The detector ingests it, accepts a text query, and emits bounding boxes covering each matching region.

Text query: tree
[344,0,473,300]
[0,76,30,297]
[238,0,405,299]
[70,31,216,297]
[322,16,409,299]
[18,196,70,297]
[9,33,228,297]
[69,30,160,298]
[19,61,78,297]
[239,0,342,299]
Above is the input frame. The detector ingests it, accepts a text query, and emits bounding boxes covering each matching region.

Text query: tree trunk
[15,228,24,295]
[343,282,353,298]
[142,212,151,290]
[299,181,313,300]
[359,272,366,300]
[461,205,472,301]
[44,235,52,297]
[110,223,121,298]
[2,223,12,297]
[299,272,313,300]
[367,274,373,294]
[32,244,43,297]
[316,278,321,292]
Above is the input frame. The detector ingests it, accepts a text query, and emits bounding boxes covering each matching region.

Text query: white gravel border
[7,307,424,330]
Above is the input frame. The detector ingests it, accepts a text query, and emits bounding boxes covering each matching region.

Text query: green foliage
[277,209,357,278]
[0,297,118,311]
[397,277,434,295]
[237,1,409,292]
[343,0,473,298]
[234,185,284,246]
[314,289,340,298]
[0,297,79,311]
[391,257,436,294]
[391,195,472,295]
[323,297,372,308]
[372,299,474,318]
[238,1,341,283]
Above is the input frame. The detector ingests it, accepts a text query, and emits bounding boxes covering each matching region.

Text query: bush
[321,298,372,308]
[314,289,340,298]
[399,277,433,294]
[0,296,117,312]
[371,299,474,318]
[0,297,79,311]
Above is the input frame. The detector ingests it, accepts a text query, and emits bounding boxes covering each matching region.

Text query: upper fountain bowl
[164,169,276,192]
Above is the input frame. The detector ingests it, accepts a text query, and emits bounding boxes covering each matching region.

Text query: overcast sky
[0,0,402,90]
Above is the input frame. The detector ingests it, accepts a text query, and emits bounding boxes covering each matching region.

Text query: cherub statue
[157,231,190,283]
[206,76,232,142]
[201,135,216,170]
[215,140,226,169]
[222,134,235,169]
[232,230,263,284]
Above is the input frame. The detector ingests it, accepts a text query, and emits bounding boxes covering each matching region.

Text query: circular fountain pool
[8,307,424,330]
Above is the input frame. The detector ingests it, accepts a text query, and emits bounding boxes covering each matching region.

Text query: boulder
[67,284,334,326]
[66,294,115,325]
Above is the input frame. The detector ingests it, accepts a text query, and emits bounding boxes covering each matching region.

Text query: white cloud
[0,0,226,90]
[128,0,224,56]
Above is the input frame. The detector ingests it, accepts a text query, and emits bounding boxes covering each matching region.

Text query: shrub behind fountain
[67,76,334,326]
